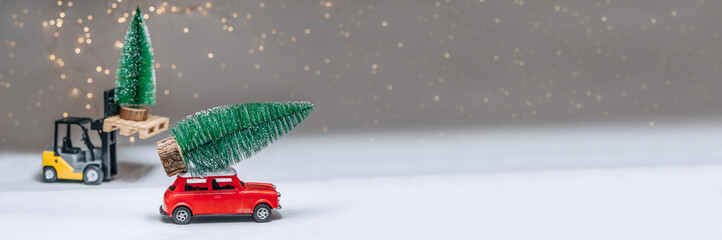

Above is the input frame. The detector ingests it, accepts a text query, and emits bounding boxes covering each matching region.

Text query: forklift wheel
[43,167,57,182]
[83,165,103,185]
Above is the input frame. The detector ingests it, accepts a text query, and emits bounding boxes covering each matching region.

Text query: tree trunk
[156,136,188,176]
[119,106,149,121]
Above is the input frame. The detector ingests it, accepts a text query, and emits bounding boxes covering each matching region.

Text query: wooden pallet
[103,114,170,139]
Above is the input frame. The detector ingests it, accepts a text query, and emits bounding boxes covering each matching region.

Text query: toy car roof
[177,168,237,178]
[56,117,93,124]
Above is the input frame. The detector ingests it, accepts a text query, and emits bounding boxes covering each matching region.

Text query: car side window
[184,178,208,191]
[212,178,235,190]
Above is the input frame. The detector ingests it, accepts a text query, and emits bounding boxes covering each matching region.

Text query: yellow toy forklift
[42,89,119,185]
[42,88,169,184]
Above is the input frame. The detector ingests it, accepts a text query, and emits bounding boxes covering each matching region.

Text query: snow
[2,124,722,239]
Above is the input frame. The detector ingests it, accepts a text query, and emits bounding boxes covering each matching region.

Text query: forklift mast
[90,89,119,180]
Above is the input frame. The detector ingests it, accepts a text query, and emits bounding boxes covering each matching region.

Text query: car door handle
[214,195,221,198]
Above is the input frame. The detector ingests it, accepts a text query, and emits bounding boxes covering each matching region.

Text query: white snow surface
[2,124,722,239]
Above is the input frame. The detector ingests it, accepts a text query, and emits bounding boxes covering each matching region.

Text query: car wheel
[253,204,272,223]
[172,207,192,224]
[83,165,103,185]
[43,167,57,182]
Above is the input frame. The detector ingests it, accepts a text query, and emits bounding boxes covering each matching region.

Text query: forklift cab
[42,89,118,185]
[55,117,101,166]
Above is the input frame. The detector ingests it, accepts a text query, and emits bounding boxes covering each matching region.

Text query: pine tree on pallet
[157,102,314,176]
[115,7,156,121]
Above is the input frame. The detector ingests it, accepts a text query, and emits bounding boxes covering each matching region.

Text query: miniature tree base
[157,136,188,176]
[120,106,149,121]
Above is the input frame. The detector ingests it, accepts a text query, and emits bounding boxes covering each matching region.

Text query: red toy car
[160,169,281,224]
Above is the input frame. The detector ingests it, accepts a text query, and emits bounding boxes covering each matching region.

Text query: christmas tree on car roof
[115,7,156,121]
[157,102,314,176]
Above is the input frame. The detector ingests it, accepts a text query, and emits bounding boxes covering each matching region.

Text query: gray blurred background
[1,0,721,149]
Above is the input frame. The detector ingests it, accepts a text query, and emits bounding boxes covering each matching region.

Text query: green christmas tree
[115,7,155,107]
[157,102,314,176]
